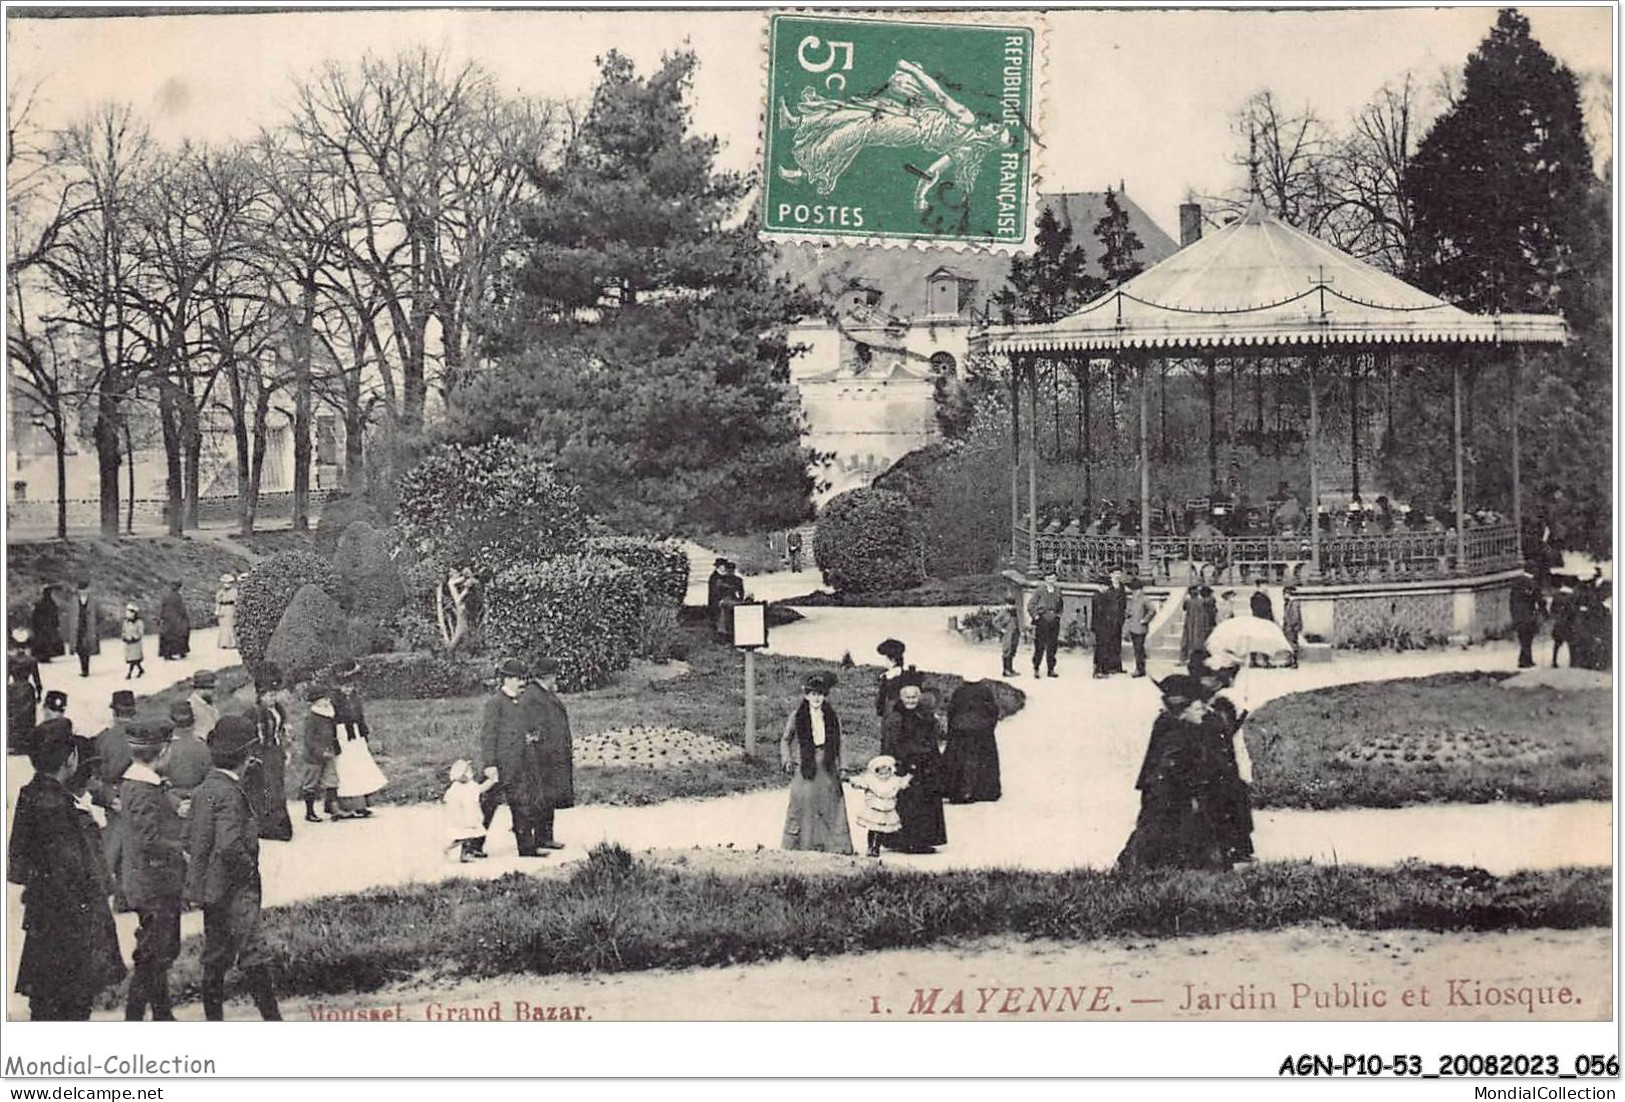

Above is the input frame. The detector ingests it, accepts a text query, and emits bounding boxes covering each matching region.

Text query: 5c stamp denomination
[762,12,1037,245]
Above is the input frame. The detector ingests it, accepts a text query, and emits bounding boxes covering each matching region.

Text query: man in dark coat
[480,657,566,856]
[157,580,191,660]
[8,628,41,755]
[120,721,186,1020]
[711,560,746,642]
[1091,569,1127,678]
[66,580,104,678]
[163,700,212,813]
[1510,566,1542,670]
[185,714,281,1020]
[30,584,64,662]
[1030,571,1064,679]
[520,658,575,848]
[8,720,126,1019]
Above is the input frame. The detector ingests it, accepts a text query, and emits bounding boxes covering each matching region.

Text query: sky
[5,5,1614,239]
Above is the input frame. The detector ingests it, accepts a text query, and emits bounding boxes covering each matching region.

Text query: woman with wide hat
[1116,674,1227,870]
[779,671,855,854]
[874,638,908,717]
[881,669,948,854]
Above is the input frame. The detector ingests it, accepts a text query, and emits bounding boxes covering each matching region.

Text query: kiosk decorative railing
[1016,521,1521,585]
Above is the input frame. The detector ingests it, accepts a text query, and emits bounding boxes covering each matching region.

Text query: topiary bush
[812,487,925,594]
[485,552,645,692]
[316,494,384,556]
[334,520,405,621]
[586,536,690,607]
[236,551,344,676]
[396,438,586,581]
[264,584,351,684]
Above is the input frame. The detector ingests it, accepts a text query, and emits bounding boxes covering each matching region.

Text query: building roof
[984,198,1568,353]
[774,189,1178,321]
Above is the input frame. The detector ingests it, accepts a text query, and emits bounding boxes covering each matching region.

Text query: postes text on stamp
[763,13,1036,246]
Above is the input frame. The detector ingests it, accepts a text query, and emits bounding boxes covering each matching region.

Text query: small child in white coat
[442,759,496,862]
[848,754,911,857]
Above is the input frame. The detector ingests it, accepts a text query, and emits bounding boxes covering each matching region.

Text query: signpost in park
[732,601,769,757]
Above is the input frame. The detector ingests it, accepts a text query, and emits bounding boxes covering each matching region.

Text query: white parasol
[1203,615,1293,667]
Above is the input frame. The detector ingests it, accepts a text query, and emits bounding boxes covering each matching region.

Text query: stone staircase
[1143,586,1189,662]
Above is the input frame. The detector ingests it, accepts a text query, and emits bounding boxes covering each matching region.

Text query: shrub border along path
[164,848,1610,1004]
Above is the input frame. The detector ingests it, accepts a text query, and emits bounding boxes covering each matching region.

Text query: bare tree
[39,104,157,538]
[1322,74,1431,275]
[1207,90,1337,234]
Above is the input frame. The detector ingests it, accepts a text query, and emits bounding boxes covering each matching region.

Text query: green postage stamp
[763,12,1038,246]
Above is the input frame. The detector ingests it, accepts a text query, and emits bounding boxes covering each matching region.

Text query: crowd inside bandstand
[1032,480,1510,541]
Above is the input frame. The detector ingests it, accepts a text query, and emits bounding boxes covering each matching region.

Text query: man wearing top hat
[480,658,569,856]
[8,719,126,1019]
[185,714,281,1020]
[120,720,185,1020]
[66,579,106,678]
[1510,565,1543,670]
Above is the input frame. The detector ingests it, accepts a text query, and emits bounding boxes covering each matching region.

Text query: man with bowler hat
[188,669,220,738]
[120,720,185,1020]
[97,689,140,910]
[163,699,211,814]
[185,713,281,1020]
[480,658,566,856]
[8,719,126,1019]
[520,657,574,850]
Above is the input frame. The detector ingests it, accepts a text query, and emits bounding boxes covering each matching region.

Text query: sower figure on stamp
[8,720,126,1020]
[120,721,186,1021]
[185,714,281,1021]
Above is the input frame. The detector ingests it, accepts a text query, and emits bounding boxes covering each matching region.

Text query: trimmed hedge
[353,652,489,700]
[586,536,690,607]
[316,494,384,556]
[485,552,645,692]
[812,487,925,594]
[236,551,344,676]
[334,520,405,621]
[264,584,351,684]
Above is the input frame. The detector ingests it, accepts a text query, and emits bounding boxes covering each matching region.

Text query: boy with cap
[299,683,341,822]
[42,687,68,723]
[8,719,126,1019]
[120,721,185,1020]
[162,700,212,815]
[97,689,140,911]
[185,714,280,1020]
[188,669,220,738]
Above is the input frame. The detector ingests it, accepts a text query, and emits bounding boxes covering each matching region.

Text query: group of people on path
[1512,565,1612,671]
[18,574,243,682]
[8,646,577,1020]
[781,638,1002,859]
[7,670,297,1022]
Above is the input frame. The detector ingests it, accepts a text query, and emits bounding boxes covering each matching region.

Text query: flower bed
[574,725,743,769]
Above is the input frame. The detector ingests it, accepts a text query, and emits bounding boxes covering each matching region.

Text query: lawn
[318,620,1027,807]
[1246,672,1612,809]
[6,536,249,638]
[159,847,1610,1004]
[222,527,318,558]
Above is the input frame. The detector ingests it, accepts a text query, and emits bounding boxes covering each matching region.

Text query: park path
[5,606,1612,1018]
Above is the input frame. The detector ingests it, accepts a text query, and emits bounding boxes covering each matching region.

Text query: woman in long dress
[943,679,1002,803]
[880,671,948,853]
[1180,585,1218,665]
[331,660,385,816]
[874,638,908,717]
[214,575,239,650]
[779,671,855,854]
[158,581,191,660]
[1116,675,1228,871]
[245,666,295,841]
[29,586,63,662]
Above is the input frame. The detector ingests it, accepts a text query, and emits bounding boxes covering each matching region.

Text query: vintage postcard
[0,0,1616,1084]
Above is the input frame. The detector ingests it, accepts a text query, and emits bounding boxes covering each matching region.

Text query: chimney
[1179,202,1203,247]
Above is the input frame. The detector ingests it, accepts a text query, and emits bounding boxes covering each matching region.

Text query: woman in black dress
[880,670,947,853]
[29,586,63,663]
[874,638,908,717]
[244,665,295,841]
[1116,674,1228,871]
[943,679,1002,802]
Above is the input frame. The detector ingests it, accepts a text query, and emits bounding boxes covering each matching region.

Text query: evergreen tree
[1408,9,1592,315]
[1398,10,1609,555]
[469,51,819,535]
[1094,187,1146,287]
[993,206,1101,324]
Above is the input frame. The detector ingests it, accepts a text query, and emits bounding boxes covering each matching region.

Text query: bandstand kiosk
[974,196,1568,651]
